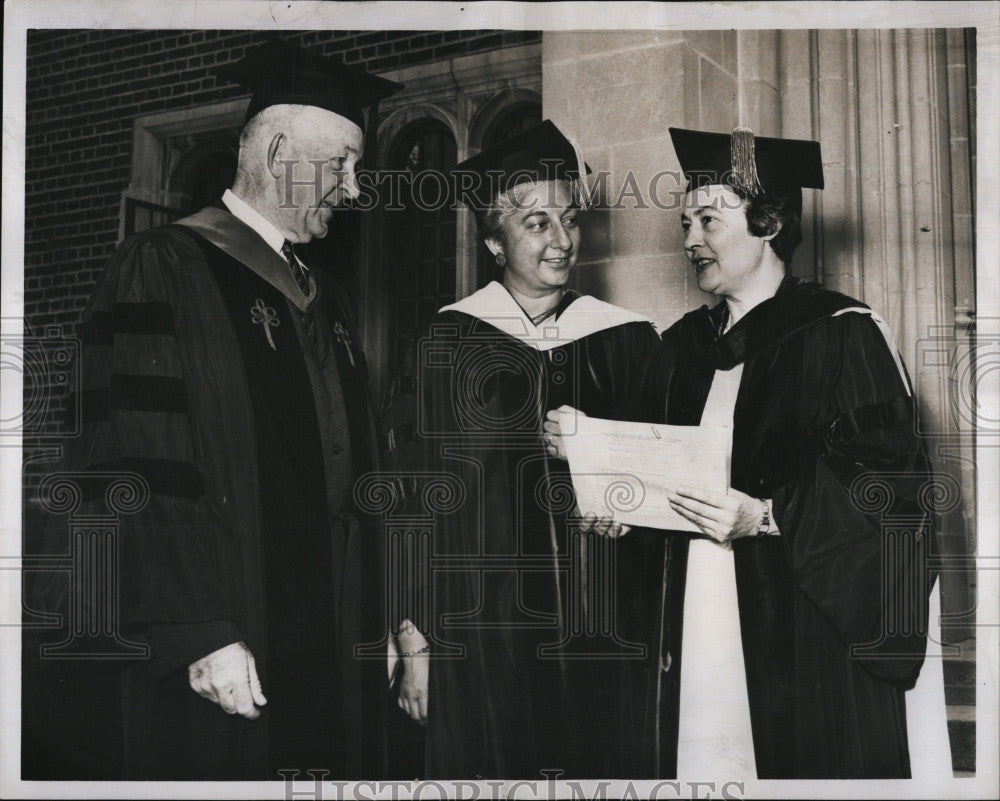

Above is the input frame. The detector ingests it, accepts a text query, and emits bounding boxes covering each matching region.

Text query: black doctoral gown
[636,275,939,779]
[23,205,388,780]
[410,281,678,780]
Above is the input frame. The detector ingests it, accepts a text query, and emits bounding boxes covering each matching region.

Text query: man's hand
[396,621,428,725]
[188,641,267,720]
[668,486,763,545]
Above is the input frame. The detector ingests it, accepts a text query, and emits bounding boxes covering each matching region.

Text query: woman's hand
[577,507,631,539]
[668,486,763,545]
[543,405,583,460]
[395,621,428,725]
[546,410,630,538]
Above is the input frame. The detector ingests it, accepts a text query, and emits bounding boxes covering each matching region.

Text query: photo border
[3,2,997,799]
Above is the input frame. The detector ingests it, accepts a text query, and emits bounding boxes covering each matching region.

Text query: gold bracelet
[400,644,430,657]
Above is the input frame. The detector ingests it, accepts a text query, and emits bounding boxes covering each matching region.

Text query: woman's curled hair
[736,184,804,266]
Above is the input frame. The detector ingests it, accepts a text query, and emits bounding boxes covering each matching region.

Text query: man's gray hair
[232,104,309,197]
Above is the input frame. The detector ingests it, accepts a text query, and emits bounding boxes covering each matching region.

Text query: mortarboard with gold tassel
[669,126,824,196]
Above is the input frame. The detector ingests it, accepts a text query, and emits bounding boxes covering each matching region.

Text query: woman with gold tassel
[546,126,949,780]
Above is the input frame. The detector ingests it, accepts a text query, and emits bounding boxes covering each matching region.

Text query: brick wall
[19,28,539,495]
[23,28,539,337]
[19,27,539,457]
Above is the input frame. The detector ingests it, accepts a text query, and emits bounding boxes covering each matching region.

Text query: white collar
[439,281,657,351]
[222,189,286,257]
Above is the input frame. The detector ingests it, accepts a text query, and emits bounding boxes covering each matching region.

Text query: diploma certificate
[558,410,732,532]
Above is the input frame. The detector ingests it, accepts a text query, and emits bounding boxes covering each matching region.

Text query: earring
[495,251,507,267]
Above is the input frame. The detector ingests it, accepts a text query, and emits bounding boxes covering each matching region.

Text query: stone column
[774,29,976,636]
[542,28,976,635]
[542,30,741,329]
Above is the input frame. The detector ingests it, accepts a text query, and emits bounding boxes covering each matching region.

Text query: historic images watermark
[3,319,81,631]
[1,320,80,441]
[18,321,989,663]
[340,317,990,666]
[277,773,747,800]
[275,158,750,215]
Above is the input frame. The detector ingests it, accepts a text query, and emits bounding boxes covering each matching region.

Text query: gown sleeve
[769,311,936,685]
[31,229,244,677]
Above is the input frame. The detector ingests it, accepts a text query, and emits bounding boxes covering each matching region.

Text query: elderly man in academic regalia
[24,39,402,780]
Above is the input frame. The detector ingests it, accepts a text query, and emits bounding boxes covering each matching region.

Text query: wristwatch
[756,499,771,537]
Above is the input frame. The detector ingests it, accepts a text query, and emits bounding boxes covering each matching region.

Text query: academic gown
[637,275,940,779]
[412,281,677,779]
[23,205,387,780]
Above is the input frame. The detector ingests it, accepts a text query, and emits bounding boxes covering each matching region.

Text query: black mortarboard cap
[669,127,824,196]
[218,38,404,129]
[452,119,592,211]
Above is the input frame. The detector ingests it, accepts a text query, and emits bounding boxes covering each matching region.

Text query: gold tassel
[565,132,592,210]
[730,126,763,197]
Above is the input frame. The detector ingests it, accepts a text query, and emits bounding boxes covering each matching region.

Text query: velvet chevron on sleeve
[25,209,388,781]
[37,230,252,674]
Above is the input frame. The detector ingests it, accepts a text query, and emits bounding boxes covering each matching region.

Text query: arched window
[168,137,239,212]
[124,127,240,237]
[385,120,458,377]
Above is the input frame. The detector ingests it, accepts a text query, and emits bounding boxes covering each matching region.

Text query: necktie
[281,240,310,296]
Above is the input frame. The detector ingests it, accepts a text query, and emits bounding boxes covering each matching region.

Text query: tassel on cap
[730,126,764,197]
[565,132,592,210]
[669,126,825,195]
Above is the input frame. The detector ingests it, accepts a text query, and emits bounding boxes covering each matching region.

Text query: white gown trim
[673,362,949,780]
[676,364,756,779]
[438,281,657,350]
[906,583,952,782]
[832,307,912,395]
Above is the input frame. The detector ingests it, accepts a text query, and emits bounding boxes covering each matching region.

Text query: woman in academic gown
[393,121,678,779]
[548,126,950,780]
